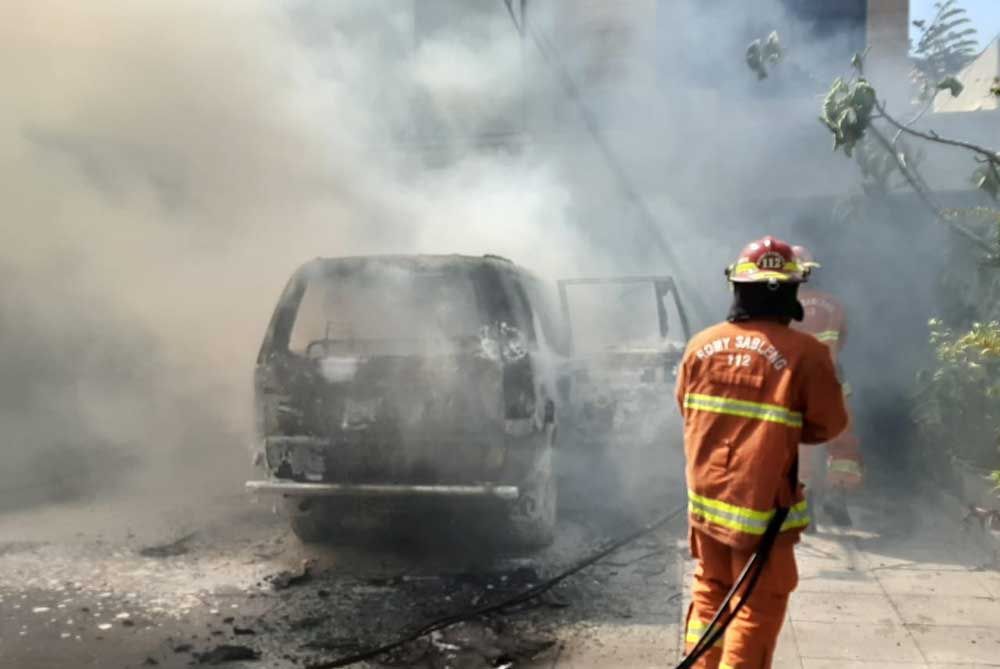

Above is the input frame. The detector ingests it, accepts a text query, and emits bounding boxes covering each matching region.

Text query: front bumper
[245,480,519,501]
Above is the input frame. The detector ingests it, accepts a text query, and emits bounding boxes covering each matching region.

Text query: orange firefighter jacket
[794,288,863,487]
[795,289,846,362]
[675,319,848,550]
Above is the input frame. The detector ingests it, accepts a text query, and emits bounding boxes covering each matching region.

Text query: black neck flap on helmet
[727,282,804,323]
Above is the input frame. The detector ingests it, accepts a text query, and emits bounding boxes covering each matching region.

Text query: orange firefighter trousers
[684,529,798,669]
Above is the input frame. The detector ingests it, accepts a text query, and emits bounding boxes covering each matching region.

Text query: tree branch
[868,124,942,214]
[867,123,994,253]
[875,99,1000,164]
[891,96,935,147]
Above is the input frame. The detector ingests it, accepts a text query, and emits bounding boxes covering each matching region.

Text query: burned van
[247,255,566,547]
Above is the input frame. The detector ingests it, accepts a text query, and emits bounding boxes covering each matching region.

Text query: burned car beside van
[247,255,566,547]
[554,276,690,504]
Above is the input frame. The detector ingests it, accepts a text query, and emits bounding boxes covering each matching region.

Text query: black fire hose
[308,503,789,668]
[307,503,690,669]
[674,506,790,668]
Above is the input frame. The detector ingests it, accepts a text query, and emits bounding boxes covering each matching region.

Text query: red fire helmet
[727,236,805,284]
[792,244,822,272]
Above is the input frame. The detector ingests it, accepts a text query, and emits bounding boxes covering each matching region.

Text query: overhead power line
[501,0,712,327]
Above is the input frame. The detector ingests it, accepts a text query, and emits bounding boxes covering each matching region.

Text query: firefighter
[676,236,848,668]
[792,245,863,529]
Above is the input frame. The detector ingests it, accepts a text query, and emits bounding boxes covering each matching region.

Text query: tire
[507,475,557,549]
[285,498,343,544]
[289,513,334,544]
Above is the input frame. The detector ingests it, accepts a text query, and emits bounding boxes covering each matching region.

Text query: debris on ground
[138,532,198,558]
[194,644,260,665]
[377,620,556,669]
[964,505,1000,532]
[288,616,324,631]
[0,541,45,557]
[302,638,360,652]
[266,559,316,591]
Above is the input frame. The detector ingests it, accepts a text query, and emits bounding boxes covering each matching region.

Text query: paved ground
[2,481,999,668]
[765,488,1000,669]
[557,486,1000,669]
[524,482,1000,669]
[0,483,682,669]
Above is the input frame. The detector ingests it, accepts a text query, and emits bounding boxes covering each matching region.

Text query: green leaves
[937,320,1000,361]
[912,0,979,102]
[746,40,766,80]
[937,75,964,97]
[852,135,925,195]
[745,31,783,80]
[819,78,876,157]
[762,31,782,65]
[916,318,1000,468]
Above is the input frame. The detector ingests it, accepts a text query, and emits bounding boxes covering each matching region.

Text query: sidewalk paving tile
[978,570,1000,598]
[790,591,902,625]
[908,624,1000,665]
[874,569,995,598]
[774,617,804,669]
[795,567,884,594]
[668,490,1000,667]
[545,622,680,669]
[859,544,991,572]
[801,662,928,669]
[891,594,1000,627]
[792,553,883,597]
[792,621,924,663]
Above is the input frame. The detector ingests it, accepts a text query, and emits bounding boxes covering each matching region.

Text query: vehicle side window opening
[473,267,536,347]
[655,282,670,339]
[478,268,542,421]
[563,282,663,353]
[656,279,691,341]
[258,272,310,363]
[522,277,571,357]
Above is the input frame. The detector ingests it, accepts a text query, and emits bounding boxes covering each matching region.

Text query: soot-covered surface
[0,489,685,669]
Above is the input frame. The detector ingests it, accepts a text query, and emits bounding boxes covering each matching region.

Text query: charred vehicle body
[555,277,690,504]
[247,255,566,547]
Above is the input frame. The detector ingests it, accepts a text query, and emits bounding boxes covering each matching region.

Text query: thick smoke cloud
[1,0,928,515]
[0,0,584,509]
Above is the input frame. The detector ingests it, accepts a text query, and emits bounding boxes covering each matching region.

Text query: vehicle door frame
[556,275,691,356]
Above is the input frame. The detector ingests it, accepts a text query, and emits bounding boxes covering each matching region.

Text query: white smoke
[2,0,918,516]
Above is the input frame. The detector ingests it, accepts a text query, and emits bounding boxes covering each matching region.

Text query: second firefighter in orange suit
[792,245,863,529]
[676,236,848,668]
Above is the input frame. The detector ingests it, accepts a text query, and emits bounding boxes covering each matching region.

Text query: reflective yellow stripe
[685,619,724,648]
[783,502,812,531]
[689,490,810,535]
[683,393,803,428]
[816,330,840,342]
[690,489,771,520]
[734,261,801,274]
[828,459,862,476]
